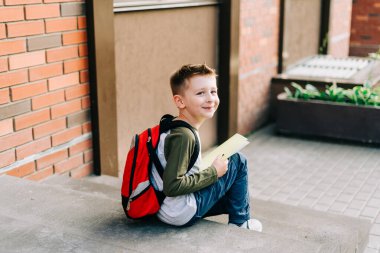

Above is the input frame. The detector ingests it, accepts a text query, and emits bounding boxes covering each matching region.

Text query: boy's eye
[211,90,217,94]
[197,92,205,95]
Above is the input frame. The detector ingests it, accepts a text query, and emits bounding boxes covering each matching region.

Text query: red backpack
[121,115,200,219]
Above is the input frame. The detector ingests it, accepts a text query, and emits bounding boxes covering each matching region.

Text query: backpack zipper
[126,183,151,211]
[129,134,139,200]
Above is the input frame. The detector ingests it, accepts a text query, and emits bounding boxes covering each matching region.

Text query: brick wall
[0,0,93,181]
[328,0,352,57]
[349,0,380,56]
[237,0,280,134]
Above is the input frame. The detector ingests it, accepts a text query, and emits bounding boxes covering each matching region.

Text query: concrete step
[40,175,369,252]
[254,200,370,253]
[42,174,121,202]
[2,214,138,253]
[0,175,322,253]
[41,175,370,253]
[207,199,370,253]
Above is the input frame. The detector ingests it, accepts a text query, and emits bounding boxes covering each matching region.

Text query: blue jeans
[185,153,251,226]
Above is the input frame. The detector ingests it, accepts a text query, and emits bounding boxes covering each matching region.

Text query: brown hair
[170,63,217,95]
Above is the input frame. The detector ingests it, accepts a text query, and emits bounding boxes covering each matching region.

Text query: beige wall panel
[283,0,321,69]
[328,0,352,57]
[115,7,218,175]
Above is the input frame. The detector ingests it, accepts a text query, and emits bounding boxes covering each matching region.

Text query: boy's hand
[212,155,228,178]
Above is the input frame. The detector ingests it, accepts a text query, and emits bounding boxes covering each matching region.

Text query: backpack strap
[146,128,165,178]
[159,115,200,172]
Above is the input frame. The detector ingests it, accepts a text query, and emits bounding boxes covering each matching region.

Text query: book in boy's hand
[200,133,250,171]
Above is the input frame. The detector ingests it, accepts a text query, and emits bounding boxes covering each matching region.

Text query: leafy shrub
[285,82,380,106]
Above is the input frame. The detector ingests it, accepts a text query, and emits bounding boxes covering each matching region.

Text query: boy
[150,63,262,231]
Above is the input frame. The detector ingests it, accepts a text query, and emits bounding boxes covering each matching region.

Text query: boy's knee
[230,152,247,165]
[229,152,248,171]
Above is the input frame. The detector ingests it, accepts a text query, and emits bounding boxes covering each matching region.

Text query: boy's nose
[206,92,214,101]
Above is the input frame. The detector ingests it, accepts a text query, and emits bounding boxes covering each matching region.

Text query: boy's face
[175,75,219,124]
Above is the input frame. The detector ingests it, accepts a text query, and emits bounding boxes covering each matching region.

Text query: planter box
[270,56,380,121]
[276,93,380,144]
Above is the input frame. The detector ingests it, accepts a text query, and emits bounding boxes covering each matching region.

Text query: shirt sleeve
[162,127,218,197]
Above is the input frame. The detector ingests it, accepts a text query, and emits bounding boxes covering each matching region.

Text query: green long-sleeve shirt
[162,127,218,197]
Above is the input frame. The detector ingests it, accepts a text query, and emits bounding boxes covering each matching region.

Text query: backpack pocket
[124,181,160,219]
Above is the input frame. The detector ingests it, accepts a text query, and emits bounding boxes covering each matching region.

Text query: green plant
[369,47,380,60]
[284,82,380,107]
[285,82,321,100]
[324,83,345,102]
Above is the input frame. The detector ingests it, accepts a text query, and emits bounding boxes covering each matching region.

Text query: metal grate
[285,55,371,79]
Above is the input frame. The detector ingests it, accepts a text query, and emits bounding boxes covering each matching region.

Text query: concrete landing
[42,174,121,201]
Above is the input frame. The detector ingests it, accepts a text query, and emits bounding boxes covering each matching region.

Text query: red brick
[0,39,26,56]
[0,149,15,167]
[0,128,33,152]
[11,80,47,101]
[65,83,89,100]
[45,17,77,33]
[9,50,45,70]
[51,99,82,119]
[0,118,13,137]
[70,162,92,179]
[32,117,66,139]
[6,162,35,178]
[0,24,6,39]
[16,136,50,159]
[54,153,83,174]
[0,69,28,88]
[51,125,81,146]
[29,62,63,81]
[79,70,88,83]
[0,58,8,72]
[83,149,92,163]
[64,57,88,74]
[78,44,87,57]
[25,4,60,19]
[356,15,369,22]
[32,90,65,110]
[78,16,86,29]
[82,121,91,133]
[0,6,24,22]
[81,95,90,109]
[14,108,50,130]
[63,30,87,45]
[36,149,67,169]
[25,166,53,181]
[46,46,78,63]
[69,138,91,156]
[48,72,79,91]
[5,0,41,5]
[7,20,44,38]
[0,88,10,104]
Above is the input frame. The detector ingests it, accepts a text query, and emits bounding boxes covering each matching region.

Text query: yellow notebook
[200,133,250,170]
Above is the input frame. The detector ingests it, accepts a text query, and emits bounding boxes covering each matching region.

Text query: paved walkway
[244,125,380,253]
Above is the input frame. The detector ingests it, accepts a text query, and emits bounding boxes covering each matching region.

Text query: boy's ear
[173,94,185,109]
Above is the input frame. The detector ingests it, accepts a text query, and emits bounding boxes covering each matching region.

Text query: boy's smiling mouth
[202,106,214,110]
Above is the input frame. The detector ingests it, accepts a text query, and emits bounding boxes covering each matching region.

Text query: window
[114,0,219,12]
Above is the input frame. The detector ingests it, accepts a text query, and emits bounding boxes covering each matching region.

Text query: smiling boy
[150,64,262,231]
